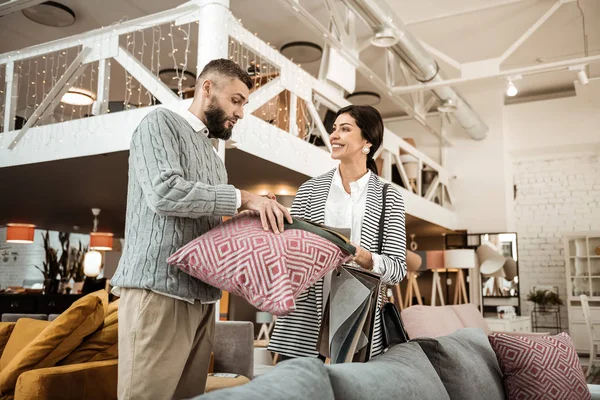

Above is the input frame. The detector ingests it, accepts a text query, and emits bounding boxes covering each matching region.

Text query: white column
[196,0,230,73]
[4,61,18,132]
[195,0,231,320]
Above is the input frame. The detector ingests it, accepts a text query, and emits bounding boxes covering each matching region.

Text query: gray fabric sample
[196,357,335,400]
[415,328,504,400]
[326,341,450,400]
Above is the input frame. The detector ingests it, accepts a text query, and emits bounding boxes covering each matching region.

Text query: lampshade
[425,250,445,270]
[256,311,273,324]
[503,257,517,281]
[476,243,506,278]
[90,232,114,251]
[6,224,35,243]
[406,250,422,272]
[83,251,102,278]
[444,249,476,270]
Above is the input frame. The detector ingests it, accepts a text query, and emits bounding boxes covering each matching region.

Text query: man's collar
[166,104,209,137]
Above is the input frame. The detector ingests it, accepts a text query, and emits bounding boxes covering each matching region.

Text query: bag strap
[377,183,390,307]
[377,184,390,254]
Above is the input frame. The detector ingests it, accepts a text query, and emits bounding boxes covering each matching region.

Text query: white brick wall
[0,228,90,288]
[514,154,600,330]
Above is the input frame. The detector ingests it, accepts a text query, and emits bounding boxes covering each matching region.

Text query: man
[111,58,292,400]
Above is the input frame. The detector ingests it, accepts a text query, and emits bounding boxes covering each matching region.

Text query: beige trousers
[117,288,215,400]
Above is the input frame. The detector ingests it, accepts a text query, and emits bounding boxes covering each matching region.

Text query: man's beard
[205,97,232,140]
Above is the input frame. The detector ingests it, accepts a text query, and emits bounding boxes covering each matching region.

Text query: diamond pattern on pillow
[488,332,590,400]
[167,212,353,316]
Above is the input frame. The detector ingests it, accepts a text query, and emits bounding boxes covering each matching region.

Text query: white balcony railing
[0,1,457,225]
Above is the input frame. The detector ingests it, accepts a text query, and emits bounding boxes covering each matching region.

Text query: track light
[569,65,589,86]
[505,75,521,97]
[506,80,518,97]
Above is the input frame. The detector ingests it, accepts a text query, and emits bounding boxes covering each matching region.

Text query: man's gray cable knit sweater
[111,108,238,302]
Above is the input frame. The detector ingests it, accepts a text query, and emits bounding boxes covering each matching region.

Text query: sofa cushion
[489,332,590,400]
[450,304,490,334]
[326,341,450,400]
[0,290,107,394]
[195,357,335,400]
[0,324,16,363]
[167,212,353,316]
[415,328,504,400]
[59,299,119,365]
[401,305,464,339]
[0,319,49,370]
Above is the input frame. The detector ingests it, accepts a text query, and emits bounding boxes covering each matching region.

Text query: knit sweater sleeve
[131,109,238,217]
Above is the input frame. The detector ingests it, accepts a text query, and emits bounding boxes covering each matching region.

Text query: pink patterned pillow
[167,211,353,316]
[488,332,590,400]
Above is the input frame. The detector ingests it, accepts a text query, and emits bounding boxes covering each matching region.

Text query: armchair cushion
[59,299,119,364]
[0,290,107,395]
[1,319,49,370]
[0,324,16,360]
[14,359,117,400]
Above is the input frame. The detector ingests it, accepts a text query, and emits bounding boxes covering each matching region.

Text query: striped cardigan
[268,169,407,359]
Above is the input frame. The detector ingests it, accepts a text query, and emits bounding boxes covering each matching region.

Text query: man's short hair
[197,58,253,90]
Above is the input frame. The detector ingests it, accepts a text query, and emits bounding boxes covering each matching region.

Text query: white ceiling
[0,0,598,119]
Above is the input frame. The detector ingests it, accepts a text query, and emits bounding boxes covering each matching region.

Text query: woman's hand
[353,244,374,271]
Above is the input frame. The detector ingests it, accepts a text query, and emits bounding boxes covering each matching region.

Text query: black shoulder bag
[378,184,410,348]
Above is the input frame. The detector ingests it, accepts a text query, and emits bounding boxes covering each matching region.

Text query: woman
[268,105,407,361]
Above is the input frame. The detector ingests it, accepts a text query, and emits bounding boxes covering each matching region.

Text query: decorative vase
[59,278,71,294]
[43,278,60,294]
[73,281,84,294]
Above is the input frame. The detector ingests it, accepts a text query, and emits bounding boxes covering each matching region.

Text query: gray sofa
[196,328,600,400]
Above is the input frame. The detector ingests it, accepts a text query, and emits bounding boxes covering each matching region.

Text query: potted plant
[526,289,563,312]
[34,231,61,294]
[70,242,87,294]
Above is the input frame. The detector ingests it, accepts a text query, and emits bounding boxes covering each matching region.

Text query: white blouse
[322,168,384,307]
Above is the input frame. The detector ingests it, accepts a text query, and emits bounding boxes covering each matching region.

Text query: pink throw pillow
[488,332,590,400]
[167,211,353,316]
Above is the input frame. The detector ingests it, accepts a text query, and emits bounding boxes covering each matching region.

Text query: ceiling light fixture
[437,99,457,113]
[22,1,75,27]
[158,68,197,90]
[6,223,36,244]
[280,41,323,63]
[371,26,399,48]
[88,208,113,251]
[345,91,381,106]
[569,65,589,86]
[505,76,521,97]
[61,88,95,106]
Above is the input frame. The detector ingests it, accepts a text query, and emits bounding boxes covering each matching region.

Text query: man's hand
[240,190,293,234]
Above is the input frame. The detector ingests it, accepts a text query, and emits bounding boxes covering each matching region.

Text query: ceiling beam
[280,0,452,146]
[0,0,44,17]
[498,0,564,63]
[391,54,600,94]
[403,0,533,25]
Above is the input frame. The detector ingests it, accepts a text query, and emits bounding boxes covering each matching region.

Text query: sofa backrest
[401,305,464,339]
[401,303,489,339]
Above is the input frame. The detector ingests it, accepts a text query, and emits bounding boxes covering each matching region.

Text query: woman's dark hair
[335,105,384,175]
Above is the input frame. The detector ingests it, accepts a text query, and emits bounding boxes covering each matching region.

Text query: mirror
[444,232,521,316]
[478,233,519,298]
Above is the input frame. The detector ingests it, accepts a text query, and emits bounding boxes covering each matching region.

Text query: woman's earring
[362,146,370,154]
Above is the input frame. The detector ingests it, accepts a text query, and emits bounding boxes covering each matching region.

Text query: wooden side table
[484,316,532,333]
